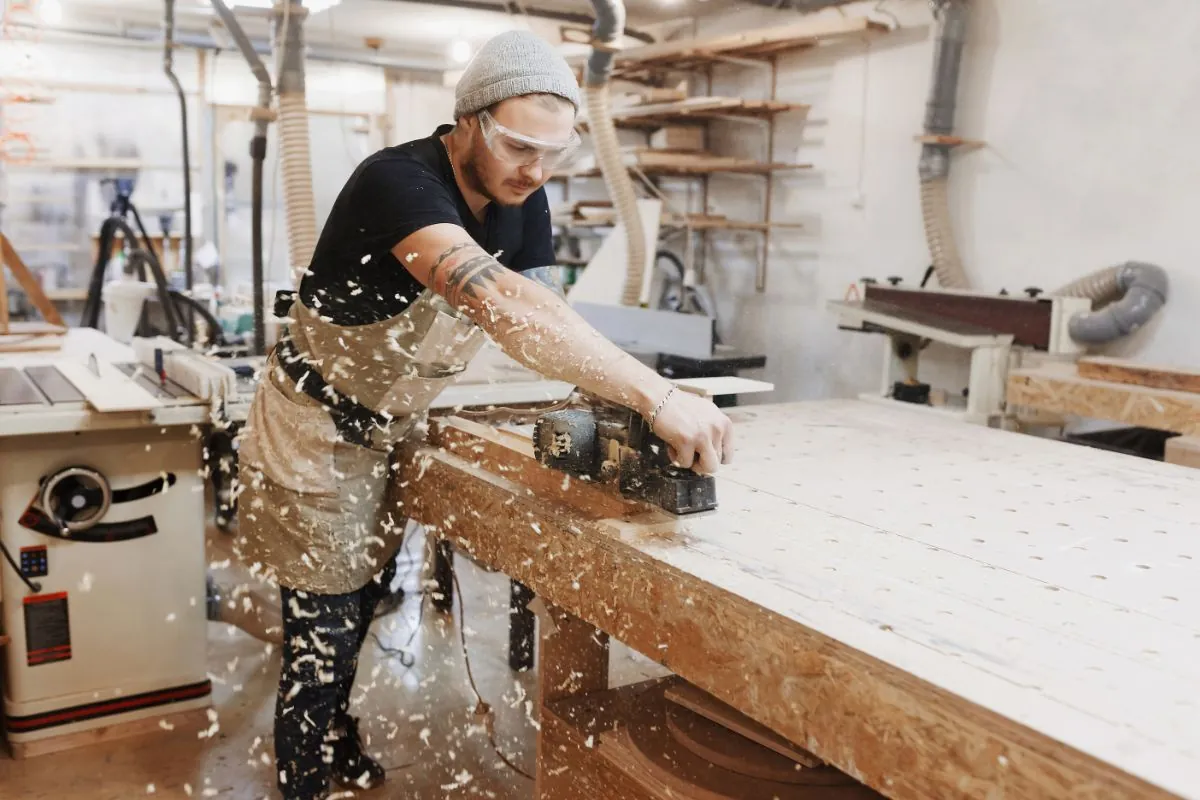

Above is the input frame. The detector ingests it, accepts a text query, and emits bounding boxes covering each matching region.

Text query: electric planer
[532,400,718,516]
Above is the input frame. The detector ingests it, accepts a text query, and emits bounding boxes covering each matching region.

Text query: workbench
[401,399,1200,800]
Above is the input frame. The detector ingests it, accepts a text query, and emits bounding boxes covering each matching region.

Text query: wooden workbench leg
[535,604,609,800]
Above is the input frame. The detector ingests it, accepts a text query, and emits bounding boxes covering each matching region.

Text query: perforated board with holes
[614,399,1200,799]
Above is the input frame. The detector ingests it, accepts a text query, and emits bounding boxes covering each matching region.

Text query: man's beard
[462,149,527,208]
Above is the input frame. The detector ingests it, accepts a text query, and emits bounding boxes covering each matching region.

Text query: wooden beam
[1008,363,1200,435]
[0,233,66,332]
[1077,356,1200,395]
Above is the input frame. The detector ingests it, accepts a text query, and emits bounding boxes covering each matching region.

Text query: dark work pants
[274,557,398,799]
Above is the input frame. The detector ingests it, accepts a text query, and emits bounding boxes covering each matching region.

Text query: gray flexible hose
[1052,261,1169,345]
[586,0,645,307]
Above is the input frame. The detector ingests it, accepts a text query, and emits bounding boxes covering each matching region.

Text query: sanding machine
[828,280,1091,424]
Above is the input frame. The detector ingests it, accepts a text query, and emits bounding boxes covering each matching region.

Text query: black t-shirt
[298,123,556,326]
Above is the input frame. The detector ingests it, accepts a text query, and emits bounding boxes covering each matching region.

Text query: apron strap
[273,336,391,448]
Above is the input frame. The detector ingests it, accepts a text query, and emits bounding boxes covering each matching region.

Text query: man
[234,29,734,799]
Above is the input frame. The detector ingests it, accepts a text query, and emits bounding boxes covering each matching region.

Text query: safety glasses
[478,109,581,171]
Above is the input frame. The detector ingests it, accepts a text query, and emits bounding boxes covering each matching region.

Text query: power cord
[449,564,534,781]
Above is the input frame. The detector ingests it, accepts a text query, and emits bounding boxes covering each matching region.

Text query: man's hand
[649,389,734,474]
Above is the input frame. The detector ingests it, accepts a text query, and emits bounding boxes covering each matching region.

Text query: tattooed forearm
[429,243,505,308]
[522,266,566,298]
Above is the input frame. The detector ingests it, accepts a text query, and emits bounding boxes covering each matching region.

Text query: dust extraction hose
[586,0,645,307]
[275,3,319,287]
[918,0,969,290]
[1051,261,1169,345]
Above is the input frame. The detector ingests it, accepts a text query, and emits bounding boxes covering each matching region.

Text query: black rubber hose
[251,134,267,356]
[83,217,173,329]
[127,249,186,341]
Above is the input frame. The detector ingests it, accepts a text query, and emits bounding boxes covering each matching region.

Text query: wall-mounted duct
[1051,262,1169,345]
[585,0,645,306]
[919,0,969,290]
[274,0,319,287]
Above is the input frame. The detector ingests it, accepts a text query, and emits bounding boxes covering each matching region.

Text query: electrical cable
[449,565,534,782]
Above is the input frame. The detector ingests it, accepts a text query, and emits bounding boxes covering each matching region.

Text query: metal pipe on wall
[210,0,274,355]
[163,0,196,345]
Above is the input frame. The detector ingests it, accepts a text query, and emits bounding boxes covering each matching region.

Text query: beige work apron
[233,290,486,594]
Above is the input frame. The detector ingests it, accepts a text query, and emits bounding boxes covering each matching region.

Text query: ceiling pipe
[1,19,448,72]
[378,0,655,43]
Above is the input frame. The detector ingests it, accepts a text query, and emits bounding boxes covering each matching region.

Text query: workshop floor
[0,542,667,799]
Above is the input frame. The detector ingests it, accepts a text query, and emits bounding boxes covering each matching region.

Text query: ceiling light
[38,0,63,24]
[305,0,342,12]
[449,39,472,65]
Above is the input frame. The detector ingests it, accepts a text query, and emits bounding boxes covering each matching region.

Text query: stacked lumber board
[576,15,889,78]
[580,97,810,129]
[568,149,811,177]
[1008,357,1200,435]
[1007,356,1200,467]
[553,205,800,232]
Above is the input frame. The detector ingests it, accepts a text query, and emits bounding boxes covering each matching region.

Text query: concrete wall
[684,0,1198,404]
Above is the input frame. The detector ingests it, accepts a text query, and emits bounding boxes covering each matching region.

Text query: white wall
[688,0,1200,404]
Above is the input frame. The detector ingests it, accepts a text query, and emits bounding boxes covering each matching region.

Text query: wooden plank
[400,399,1200,800]
[1077,356,1200,395]
[1164,436,1200,469]
[1008,362,1200,435]
[0,322,66,353]
[663,682,820,768]
[0,233,66,327]
[612,16,886,68]
[55,359,163,412]
[672,376,774,398]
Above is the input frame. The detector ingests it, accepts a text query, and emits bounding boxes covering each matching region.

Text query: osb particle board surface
[600,400,1199,800]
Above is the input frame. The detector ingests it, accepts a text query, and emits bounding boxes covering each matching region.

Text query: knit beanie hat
[453,30,581,120]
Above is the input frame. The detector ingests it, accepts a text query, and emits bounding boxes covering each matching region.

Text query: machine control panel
[20,546,48,578]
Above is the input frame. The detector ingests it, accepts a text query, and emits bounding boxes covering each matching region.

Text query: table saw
[401,398,1200,800]
[0,330,246,756]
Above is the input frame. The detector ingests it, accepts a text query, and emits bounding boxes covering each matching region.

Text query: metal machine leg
[509,580,536,672]
[432,539,454,612]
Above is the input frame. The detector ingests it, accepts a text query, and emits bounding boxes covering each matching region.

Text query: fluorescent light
[305,0,342,12]
[449,39,472,65]
[38,0,63,24]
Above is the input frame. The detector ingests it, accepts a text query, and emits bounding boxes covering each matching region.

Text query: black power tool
[532,404,717,516]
